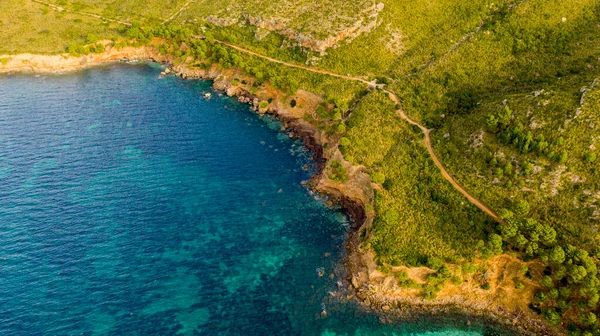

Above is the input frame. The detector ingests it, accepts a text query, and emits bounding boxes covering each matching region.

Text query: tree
[86,34,98,44]
[498,105,512,124]
[548,246,566,265]
[570,265,588,284]
[486,114,499,131]
[558,150,568,163]
[514,234,528,249]
[499,208,515,221]
[500,220,518,239]
[535,291,547,302]
[487,233,503,255]
[579,312,597,326]
[504,162,513,176]
[539,225,557,246]
[525,242,538,257]
[513,200,530,216]
[543,309,562,325]
[522,161,534,176]
[585,152,597,163]
[541,275,553,287]
[554,265,567,281]
[427,257,445,271]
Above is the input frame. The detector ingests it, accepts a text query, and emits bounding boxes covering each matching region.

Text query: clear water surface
[0,64,510,335]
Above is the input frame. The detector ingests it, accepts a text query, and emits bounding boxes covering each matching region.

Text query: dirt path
[384,91,501,222]
[31,0,131,26]
[162,0,196,24]
[214,41,375,86]
[400,0,528,78]
[214,40,501,223]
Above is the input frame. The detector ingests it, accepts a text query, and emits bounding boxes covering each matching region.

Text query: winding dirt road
[31,0,131,26]
[215,41,375,86]
[384,91,501,222]
[214,41,501,223]
[162,0,197,24]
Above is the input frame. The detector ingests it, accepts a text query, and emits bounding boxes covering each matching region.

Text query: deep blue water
[0,64,509,335]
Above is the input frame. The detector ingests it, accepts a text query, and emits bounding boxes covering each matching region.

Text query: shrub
[328,160,347,182]
[371,172,385,185]
[339,137,351,148]
[422,285,438,300]
[86,34,98,44]
[378,264,391,274]
[462,263,477,273]
[579,312,597,327]
[585,152,597,163]
[427,257,444,271]
[541,275,554,288]
[543,309,562,325]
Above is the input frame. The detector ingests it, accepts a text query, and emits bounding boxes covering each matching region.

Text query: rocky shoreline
[161,64,566,336]
[0,47,562,336]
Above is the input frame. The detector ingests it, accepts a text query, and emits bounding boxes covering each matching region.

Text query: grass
[0,0,122,54]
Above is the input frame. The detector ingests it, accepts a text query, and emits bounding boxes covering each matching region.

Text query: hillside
[2,0,600,334]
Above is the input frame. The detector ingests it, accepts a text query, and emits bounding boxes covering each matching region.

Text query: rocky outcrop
[204,3,385,53]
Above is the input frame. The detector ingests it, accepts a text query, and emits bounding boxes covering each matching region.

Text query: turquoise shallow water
[0,64,511,335]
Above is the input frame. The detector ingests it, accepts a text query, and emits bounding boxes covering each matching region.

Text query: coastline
[0,46,562,336]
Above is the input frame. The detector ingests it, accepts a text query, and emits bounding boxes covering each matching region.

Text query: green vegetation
[342,91,491,266]
[3,0,600,333]
[328,160,348,182]
[0,0,122,54]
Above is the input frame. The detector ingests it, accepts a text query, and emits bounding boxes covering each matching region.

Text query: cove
[0,64,510,335]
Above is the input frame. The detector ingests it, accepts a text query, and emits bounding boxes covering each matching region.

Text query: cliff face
[205,2,384,53]
[0,46,165,73]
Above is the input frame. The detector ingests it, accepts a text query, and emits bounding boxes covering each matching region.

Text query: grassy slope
[0,0,122,54]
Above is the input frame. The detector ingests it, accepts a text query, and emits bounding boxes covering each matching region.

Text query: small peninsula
[2,0,600,335]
